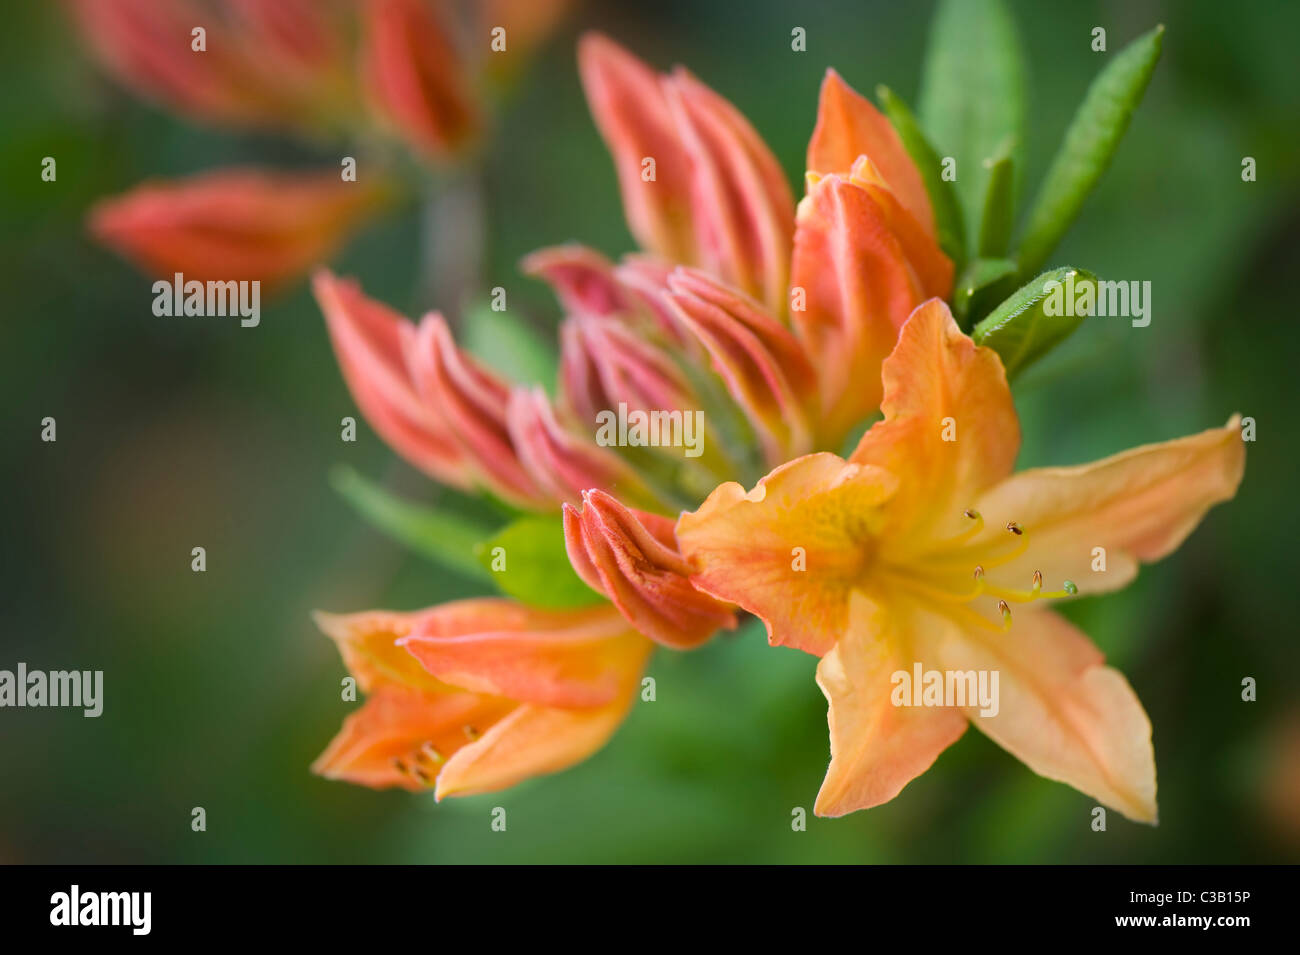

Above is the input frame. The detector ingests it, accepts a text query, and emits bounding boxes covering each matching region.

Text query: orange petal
[666,267,818,466]
[564,490,737,649]
[927,607,1158,823]
[312,682,515,791]
[814,592,967,816]
[851,299,1019,543]
[677,453,897,656]
[313,608,448,694]
[434,694,639,800]
[398,599,647,708]
[578,33,696,263]
[971,417,1246,599]
[789,174,927,441]
[361,0,479,158]
[663,68,795,313]
[807,69,934,239]
[313,271,473,488]
[89,168,384,292]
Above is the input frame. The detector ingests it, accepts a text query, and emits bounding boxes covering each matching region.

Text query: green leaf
[876,84,967,271]
[976,145,1016,259]
[952,256,1017,327]
[972,267,1098,378]
[918,0,1026,249]
[1015,25,1165,278]
[461,299,557,391]
[330,465,494,583]
[476,514,604,609]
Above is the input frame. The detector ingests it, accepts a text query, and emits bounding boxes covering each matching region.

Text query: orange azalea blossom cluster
[71,0,570,288]
[314,35,1244,818]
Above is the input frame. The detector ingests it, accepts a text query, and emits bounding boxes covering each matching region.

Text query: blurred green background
[2,0,1298,863]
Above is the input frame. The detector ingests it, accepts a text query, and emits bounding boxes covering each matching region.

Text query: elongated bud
[578,33,696,263]
[564,489,737,649]
[662,67,795,314]
[69,0,318,129]
[666,267,817,465]
[362,0,479,158]
[313,271,474,489]
[91,169,386,291]
[404,314,551,509]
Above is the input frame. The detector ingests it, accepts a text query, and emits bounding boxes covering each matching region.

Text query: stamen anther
[1064,580,1078,595]
[1006,521,1023,536]
[998,599,1012,631]
[1032,570,1043,595]
[973,565,985,580]
[463,724,480,742]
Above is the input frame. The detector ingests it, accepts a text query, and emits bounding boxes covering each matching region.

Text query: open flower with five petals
[676,299,1245,821]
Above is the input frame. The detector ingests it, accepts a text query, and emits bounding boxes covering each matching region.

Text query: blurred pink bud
[67,0,353,130]
[89,168,386,291]
[362,0,481,159]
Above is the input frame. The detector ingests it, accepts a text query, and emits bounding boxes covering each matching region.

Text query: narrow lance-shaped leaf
[876,84,967,271]
[476,514,605,609]
[973,266,1098,379]
[977,144,1015,259]
[331,465,494,583]
[917,0,1026,249]
[1015,25,1165,278]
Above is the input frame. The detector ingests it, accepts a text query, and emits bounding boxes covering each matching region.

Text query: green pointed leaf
[973,267,1098,378]
[876,84,967,271]
[918,0,1026,249]
[976,146,1016,259]
[330,465,494,583]
[1015,25,1165,278]
[461,299,556,391]
[476,514,604,609]
[952,256,1017,327]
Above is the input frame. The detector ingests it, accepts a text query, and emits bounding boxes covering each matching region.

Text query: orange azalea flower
[312,600,650,798]
[677,300,1245,821]
[312,34,959,795]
